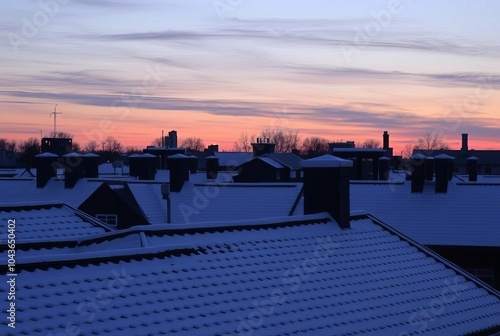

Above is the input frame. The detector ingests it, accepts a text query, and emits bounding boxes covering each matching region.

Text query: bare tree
[0,139,16,152]
[233,132,254,152]
[126,146,142,155]
[50,131,73,138]
[151,137,163,147]
[181,137,204,152]
[301,136,330,157]
[72,142,82,153]
[402,144,415,159]
[258,128,301,153]
[19,137,40,169]
[415,132,450,151]
[361,139,381,148]
[84,140,99,152]
[101,136,123,161]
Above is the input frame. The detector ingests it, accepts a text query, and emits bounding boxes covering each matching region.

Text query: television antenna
[49,104,62,136]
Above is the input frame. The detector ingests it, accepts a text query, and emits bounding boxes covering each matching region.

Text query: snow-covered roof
[0,202,113,243]
[170,182,303,224]
[213,152,253,167]
[264,153,303,170]
[255,156,285,169]
[301,154,353,168]
[350,181,500,246]
[0,178,103,208]
[3,213,499,335]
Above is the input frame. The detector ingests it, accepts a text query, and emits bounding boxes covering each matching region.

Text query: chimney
[82,153,100,178]
[129,154,156,180]
[378,156,390,180]
[409,154,426,193]
[35,152,58,188]
[383,131,389,149]
[301,155,353,229]
[63,153,83,188]
[188,155,198,174]
[169,154,190,192]
[252,141,276,157]
[206,156,219,179]
[138,154,157,180]
[435,154,454,193]
[425,156,434,181]
[467,156,478,182]
[461,133,469,154]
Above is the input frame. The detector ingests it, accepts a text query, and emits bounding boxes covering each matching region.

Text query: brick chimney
[435,154,454,193]
[169,154,190,192]
[252,138,276,157]
[63,153,83,188]
[467,156,478,182]
[383,131,389,149]
[82,153,100,178]
[409,154,426,193]
[206,156,219,179]
[378,156,390,180]
[301,155,353,229]
[35,152,59,188]
[461,133,469,154]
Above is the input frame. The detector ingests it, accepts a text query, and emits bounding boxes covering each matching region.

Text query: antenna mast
[49,104,62,136]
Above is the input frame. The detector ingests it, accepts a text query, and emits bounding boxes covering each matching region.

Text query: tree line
[1,129,450,166]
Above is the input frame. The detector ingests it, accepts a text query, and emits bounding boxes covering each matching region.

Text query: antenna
[49,104,62,136]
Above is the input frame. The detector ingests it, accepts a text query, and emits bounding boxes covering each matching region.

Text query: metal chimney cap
[36,152,58,158]
[434,154,455,160]
[63,152,82,158]
[410,153,427,160]
[168,154,190,159]
[301,154,353,168]
[83,153,100,157]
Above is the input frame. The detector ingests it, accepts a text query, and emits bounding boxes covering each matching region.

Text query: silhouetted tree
[301,136,329,157]
[181,137,204,152]
[125,146,142,155]
[0,138,16,152]
[50,131,73,138]
[18,137,40,169]
[361,139,381,148]
[84,140,99,153]
[258,128,301,153]
[151,137,163,147]
[402,144,415,159]
[415,132,450,151]
[101,136,123,161]
[233,132,254,152]
[72,142,82,153]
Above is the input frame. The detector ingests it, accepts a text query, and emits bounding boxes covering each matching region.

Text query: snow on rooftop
[0,178,103,208]
[301,154,353,168]
[256,156,285,169]
[2,214,499,335]
[0,203,109,243]
[35,152,58,157]
[350,181,500,246]
[169,182,303,224]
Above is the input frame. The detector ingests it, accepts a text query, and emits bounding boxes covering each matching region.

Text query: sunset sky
[1,0,499,154]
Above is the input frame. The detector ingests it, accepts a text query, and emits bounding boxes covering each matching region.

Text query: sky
[1,0,499,154]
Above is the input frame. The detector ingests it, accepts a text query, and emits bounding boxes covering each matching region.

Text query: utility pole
[49,104,62,136]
